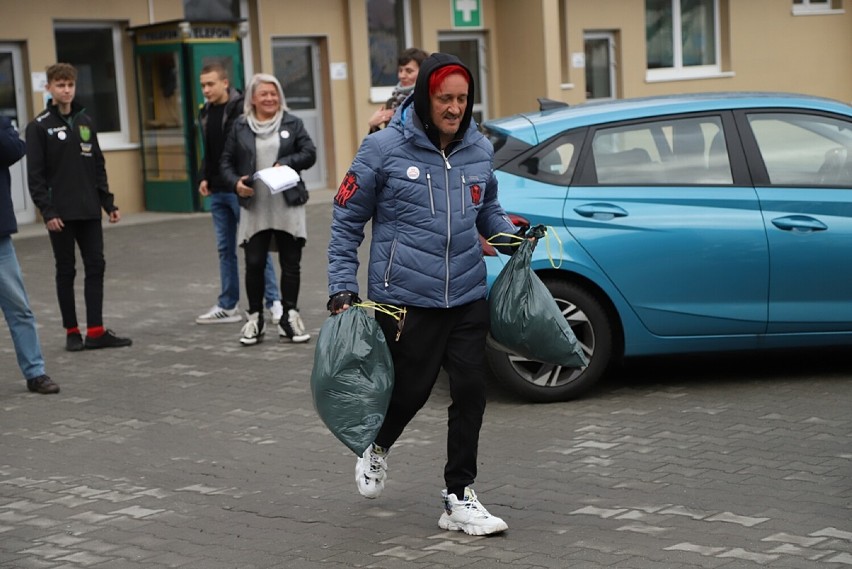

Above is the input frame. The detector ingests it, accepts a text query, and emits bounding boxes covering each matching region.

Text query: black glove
[527,224,546,240]
[327,291,361,313]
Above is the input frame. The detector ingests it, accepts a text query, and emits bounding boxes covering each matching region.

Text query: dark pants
[47,219,105,330]
[243,229,303,314]
[375,299,490,495]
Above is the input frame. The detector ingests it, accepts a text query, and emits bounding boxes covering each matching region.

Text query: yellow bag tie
[485,226,564,269]
[354,301,408,341]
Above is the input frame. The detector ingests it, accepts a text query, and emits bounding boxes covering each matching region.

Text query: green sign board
[452,0,482,28]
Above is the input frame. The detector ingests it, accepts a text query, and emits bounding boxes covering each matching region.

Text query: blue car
[482,92,852,402]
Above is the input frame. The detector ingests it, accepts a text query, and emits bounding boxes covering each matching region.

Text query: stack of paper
[253,165,301,194]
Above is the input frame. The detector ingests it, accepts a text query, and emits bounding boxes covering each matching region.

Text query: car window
[592,116,732,185]
[499,130,585,185]
[481,125,533,169]
[747,113,852,187]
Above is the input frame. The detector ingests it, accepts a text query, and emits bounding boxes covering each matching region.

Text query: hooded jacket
[25,101,115,221]
[328,53,515,308]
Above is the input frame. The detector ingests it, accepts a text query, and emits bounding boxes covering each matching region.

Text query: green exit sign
[452,0,482,28]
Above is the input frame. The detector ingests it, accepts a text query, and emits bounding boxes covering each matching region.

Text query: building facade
[1,0,849,223]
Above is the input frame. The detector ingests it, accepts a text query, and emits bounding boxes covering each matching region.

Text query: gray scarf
[246,110,282,137]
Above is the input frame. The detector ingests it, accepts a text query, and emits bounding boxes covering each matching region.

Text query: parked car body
[482,92,852,402]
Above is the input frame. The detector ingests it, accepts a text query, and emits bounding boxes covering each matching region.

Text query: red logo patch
[470,184,482,205]
[335,171,359,207]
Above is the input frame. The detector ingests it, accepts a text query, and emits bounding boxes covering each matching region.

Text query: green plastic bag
[310,306,394,456]
[488,227,588,368]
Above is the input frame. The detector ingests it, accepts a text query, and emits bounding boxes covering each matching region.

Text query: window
[54,22,129,148]
[747,113,852,187]
[792,0,844,14]
[489,129,584,185]
[367,0,411,102]
[592,116,731,185]
[646,0,721,80]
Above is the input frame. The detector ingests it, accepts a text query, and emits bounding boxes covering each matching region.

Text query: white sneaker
[355,444,388,499]
[270,300,284,324]
[439,487,508,536]
[278,308,311,343]
[239,312,265,346]
[196,305,242,325]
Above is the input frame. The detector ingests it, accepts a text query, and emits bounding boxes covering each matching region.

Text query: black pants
[243,229,304,314]
[375,299,490,494]
[47,219,105,330]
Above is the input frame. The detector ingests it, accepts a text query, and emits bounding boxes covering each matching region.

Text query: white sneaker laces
[241,318,258,338]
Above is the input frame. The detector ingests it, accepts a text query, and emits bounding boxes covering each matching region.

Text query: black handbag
[283,180,310,206]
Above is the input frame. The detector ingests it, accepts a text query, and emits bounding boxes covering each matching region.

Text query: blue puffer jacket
[328,98,516,308]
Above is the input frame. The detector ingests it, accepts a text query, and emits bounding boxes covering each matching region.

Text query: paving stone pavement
[1,191,850,568]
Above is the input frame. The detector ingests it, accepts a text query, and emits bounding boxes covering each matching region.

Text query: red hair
[429,64,470,96]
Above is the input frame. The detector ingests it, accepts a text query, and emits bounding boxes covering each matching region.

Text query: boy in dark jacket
[26,63,131,352]
[195,62,283,326]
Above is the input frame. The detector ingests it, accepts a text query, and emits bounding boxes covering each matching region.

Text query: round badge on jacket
[281,131,290,139]
[407,166,420,180]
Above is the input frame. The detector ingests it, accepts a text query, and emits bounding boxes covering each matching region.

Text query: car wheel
[486,279,614,402]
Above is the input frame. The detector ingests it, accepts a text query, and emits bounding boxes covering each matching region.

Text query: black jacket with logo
[25,101,115,221]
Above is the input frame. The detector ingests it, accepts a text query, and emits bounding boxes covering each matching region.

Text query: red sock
[87,326,105,339]
[66,327,80,336]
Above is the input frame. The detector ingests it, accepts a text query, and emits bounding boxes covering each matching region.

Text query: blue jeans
[209,192,280,310]
[0,236,46,380]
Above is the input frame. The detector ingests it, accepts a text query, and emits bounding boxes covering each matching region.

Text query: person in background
[195,62,283,326]
[0,115,59,394]
[221,73,316,346]
[367,47,429,134]
[26,63,131,352]
[328,53,519,536]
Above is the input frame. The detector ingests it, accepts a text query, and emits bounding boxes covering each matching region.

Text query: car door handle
[573,203,629,220]
[770,215,828,233]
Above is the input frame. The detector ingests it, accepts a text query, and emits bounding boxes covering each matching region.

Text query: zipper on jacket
[442,154,452,307]
[426,171,435,215]
[460,171,466,216]
[384,238,398,288]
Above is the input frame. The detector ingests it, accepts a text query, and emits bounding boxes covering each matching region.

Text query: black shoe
[66,332,84,352]
[27,375,60,394]
[84,330,132,349]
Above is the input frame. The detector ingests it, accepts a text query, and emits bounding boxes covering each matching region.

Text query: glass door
[584,32,616,100]
[188,41,243,210]
[272,39,327,190]
[438,33,488,124]
[0,44,34,224]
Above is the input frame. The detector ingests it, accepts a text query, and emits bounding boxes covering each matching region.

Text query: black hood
[412,52,475,150]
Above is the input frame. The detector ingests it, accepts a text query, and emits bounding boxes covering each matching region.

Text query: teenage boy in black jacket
[195,62,283,325]
[26,63,131,352]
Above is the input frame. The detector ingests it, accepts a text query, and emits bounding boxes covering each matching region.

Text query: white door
[272,39,327,190]
[0,44,34,224]
[438,33,489,124]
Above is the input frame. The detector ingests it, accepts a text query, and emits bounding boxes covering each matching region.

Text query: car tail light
[481,214,531,257]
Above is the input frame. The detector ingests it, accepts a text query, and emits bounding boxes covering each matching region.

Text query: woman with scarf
[367,47,429,134]
[221,73,317,346]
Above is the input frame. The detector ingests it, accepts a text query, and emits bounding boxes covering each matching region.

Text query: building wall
[0,0,184,214]
[2,0,850,216]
